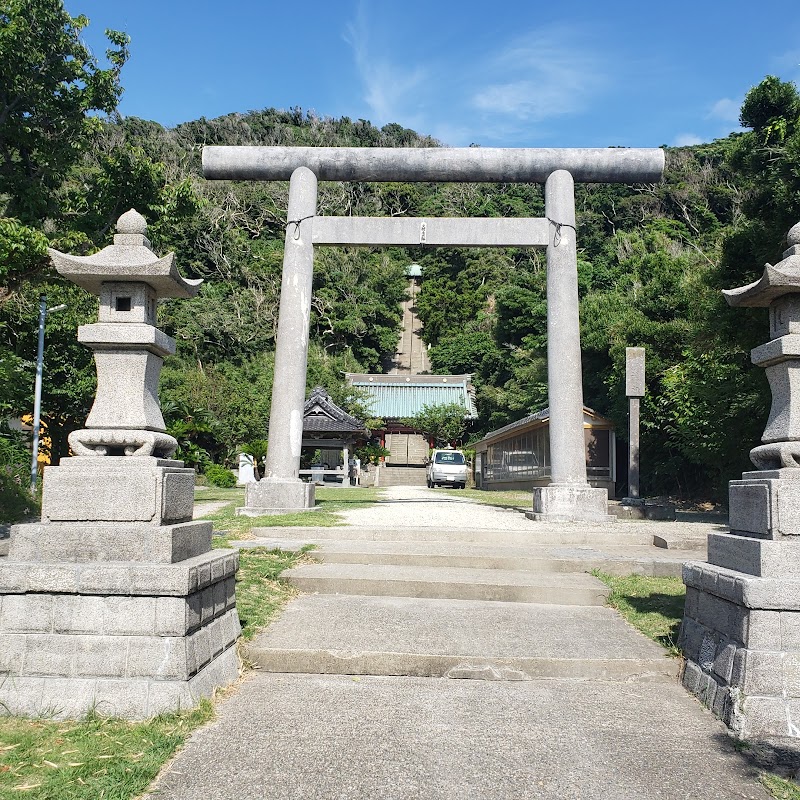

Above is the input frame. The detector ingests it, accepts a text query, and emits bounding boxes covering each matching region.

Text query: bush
[204,463,236,488]
[0,430,39,523]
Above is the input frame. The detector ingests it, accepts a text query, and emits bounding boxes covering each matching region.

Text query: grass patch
[202,486,384,541]
[437,487,531,510]
[762,774,800,799]
[592,571,686,655]
[0,701,212,800]
[193,486,245,504]
[234,546,313,641]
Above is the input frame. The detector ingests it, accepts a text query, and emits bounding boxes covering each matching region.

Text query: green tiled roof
[350,381,477,420]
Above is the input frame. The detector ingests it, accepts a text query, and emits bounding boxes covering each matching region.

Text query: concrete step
[653,531,708,551]
[244,594,677,681]
[283,563,611,605]
[249,525,659,547]
[233,537,699,578]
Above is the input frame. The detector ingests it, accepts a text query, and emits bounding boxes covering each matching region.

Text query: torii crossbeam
[203,146,665,522]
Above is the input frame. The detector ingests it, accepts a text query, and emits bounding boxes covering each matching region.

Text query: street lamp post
[30,295,66,493]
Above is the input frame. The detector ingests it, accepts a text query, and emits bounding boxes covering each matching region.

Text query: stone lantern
[0,211,241,719]
[43,209,198,521]
[680,221,800,738]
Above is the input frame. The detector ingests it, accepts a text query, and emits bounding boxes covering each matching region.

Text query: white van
[426,449,468,489]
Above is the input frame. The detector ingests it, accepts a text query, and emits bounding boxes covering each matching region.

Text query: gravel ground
[337,485,723,539]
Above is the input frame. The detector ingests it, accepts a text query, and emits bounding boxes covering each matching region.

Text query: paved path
[192,500,231,519]
[147,674,767,800]
[337,485,723,538]
[149,486,771,799]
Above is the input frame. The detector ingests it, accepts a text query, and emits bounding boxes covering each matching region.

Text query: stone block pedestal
[729,469,800,538]
[680,534,800,738]
[0,458,240,720]
[236,478,315,516]
[526,484,614,524]
[680,470,800,738]
[42,456,195,525]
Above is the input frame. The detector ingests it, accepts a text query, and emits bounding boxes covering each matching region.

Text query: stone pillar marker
[342,445,351,487]
[529,170,612,523]
[624,347,646,504]
[680,220,800,738]
[0,210,241,719]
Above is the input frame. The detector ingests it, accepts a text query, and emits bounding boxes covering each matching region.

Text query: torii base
[527,484,615,524]
[236,478,316,517]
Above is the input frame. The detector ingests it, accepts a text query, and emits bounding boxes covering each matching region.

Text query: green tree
[721,76,800,292]
[0,0,129,223]
[402,402,470,447]
[0,425,38,522]
[0,281,97,463]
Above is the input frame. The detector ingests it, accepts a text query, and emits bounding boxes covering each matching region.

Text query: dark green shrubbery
[0,429,39,523]
[204,463,236,488]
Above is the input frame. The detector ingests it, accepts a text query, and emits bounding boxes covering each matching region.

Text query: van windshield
[434,452,465,465]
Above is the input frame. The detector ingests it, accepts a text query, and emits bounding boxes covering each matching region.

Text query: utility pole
[30,296,66,492]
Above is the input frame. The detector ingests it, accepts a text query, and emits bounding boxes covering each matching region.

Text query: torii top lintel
[202,146,665,184]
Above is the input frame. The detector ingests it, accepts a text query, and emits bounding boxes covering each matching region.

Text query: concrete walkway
[148,487,771,799]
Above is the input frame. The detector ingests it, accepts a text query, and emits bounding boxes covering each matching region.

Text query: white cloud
[470,27,606,122]
[672,133,704,147]
[707,97,741,123]
[343,2,427,127]
[342,12,607,145]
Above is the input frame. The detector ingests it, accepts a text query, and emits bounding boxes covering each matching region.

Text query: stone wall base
[237,478,315,516]
[527,483,614,523]
[0,540,241,719]
[680,559,800,739]
[0,644,240,720]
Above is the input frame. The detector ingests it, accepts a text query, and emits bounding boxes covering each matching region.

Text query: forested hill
[3,72,800,499]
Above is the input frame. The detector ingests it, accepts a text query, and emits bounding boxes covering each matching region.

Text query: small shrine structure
[301,386,369,486]
[473,406,616,497]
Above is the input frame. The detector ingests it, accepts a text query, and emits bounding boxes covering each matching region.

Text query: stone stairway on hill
[237,521,703,683]
[389,278,431,374]
[376,465,428,487]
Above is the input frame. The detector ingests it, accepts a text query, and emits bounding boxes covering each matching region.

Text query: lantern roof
[48,209,202,299]
[724,221,800,307]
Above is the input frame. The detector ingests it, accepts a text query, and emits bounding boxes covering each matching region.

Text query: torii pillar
[204,146,664,522]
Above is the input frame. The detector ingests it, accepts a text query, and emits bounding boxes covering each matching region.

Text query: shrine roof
[472,406,613,449]
[303,386,368,435]
[345,374,477,420]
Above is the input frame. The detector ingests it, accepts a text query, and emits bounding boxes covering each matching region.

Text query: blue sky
[67,0,800,148]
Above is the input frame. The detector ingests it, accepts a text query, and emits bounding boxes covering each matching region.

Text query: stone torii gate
[203,146,664,522]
